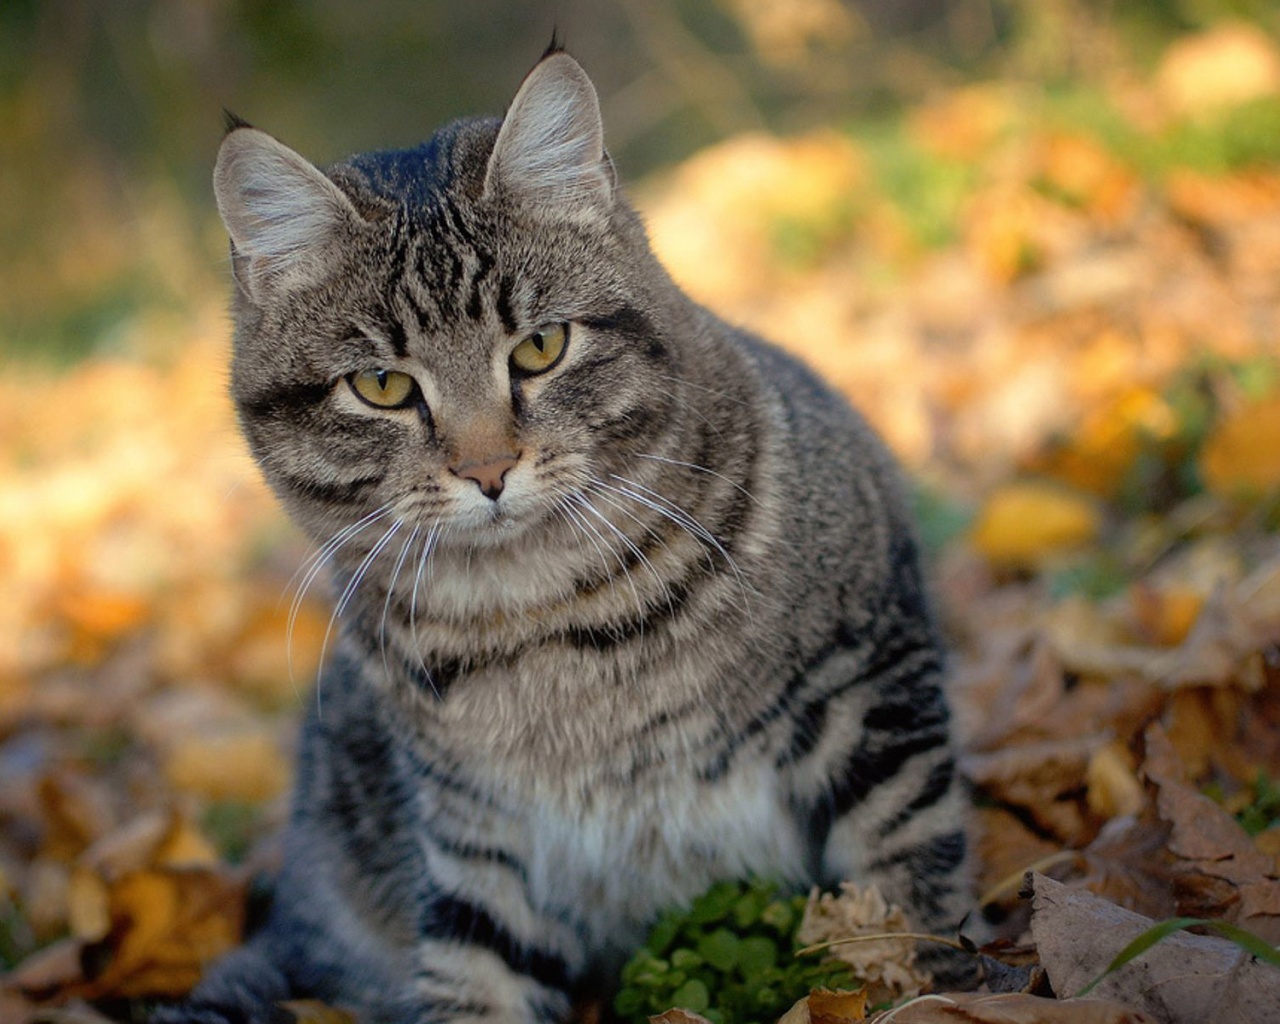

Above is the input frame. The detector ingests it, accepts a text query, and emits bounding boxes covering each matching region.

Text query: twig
[796,932,970,957]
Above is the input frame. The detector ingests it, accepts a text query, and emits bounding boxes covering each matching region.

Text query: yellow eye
[348,369,416,408]
[510,323,568,375]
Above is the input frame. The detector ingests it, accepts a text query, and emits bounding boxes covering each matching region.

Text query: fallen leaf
[962,737,1101,846]
[1200,394,1280,498]
[868,991,1154,1022]
[778,988,868,1024]
[1155,22,1280,117]
[162,725,291,803]
[1,938,86,1000]
[1029,872,1280,1024]
[1141,724,1280,941]
[1077,815,1176,921]
[969,482,1101,569]
[279,1000,360,1024]
[78,866,246,999]
[796,883,932,1005]
[649,1010,715,1024]
[1084,743,1144,821]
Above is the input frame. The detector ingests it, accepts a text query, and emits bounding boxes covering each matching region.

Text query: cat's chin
[440,501,549,550]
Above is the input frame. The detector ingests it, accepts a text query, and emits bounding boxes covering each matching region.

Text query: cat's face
[215,53,682,564]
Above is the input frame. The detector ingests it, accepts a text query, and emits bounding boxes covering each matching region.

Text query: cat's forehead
[331,117,499,213]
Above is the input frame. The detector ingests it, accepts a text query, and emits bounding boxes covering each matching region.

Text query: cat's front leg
[805,669,975,987]
[383,890,580,1024]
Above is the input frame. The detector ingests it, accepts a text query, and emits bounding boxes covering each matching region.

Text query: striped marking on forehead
[389,202,513,338]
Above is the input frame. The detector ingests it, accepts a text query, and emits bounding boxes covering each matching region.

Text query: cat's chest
[522,758,809,957]
[418,649,809,950]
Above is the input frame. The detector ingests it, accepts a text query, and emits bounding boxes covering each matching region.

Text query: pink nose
[451,455,518,500]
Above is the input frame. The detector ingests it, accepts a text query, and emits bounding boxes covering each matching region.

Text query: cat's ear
[214,126,362,301]
[483,52,615,221]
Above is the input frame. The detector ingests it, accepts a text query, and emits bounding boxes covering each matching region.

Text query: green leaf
[689,882,741,924]
[614,988,646,1016]
[736,936,779,976]
[698,928,741,972]
[671,948,704,971]
[647,912,684,955]
[733,888,768,929]
[671,979,711,1014]
[760,899,795,935]
[1076,916,1280,996]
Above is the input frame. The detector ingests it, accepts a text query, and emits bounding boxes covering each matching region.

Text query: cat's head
[214,51,686,561]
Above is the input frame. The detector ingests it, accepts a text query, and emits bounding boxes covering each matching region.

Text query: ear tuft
[483,52,614,221]
[213,127,360,300]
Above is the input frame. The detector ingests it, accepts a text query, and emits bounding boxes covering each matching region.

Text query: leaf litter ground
[5,22,1280,1024]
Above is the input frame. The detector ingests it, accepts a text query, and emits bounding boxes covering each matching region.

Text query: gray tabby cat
[167,48,970,1024]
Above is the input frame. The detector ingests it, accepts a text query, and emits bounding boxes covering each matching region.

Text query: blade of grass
[1076,916,1280,996]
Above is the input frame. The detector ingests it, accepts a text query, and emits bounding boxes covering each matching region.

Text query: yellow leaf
[1085,742,1145,820]
[1200,395,1280,498]
[67,866,110,942]
[969,482,1101,568]
[82,866,245,999]
[1030,386,1175,498]
[280,1000,361,1024]
[1129,582,1204,647]
[1156,23,1280,118]
[163,726,291,802]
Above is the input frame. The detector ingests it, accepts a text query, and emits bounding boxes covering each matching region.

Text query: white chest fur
[522,757,808,958]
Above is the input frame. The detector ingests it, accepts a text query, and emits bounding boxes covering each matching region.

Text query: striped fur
[169,50,971,1024]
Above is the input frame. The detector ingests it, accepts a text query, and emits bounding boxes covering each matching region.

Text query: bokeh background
[6,1,1280,1020]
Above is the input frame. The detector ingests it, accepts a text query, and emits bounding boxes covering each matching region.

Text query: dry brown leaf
[796,883,931,1005]
[31,1000,121,1024]
[962,737,1101,847]
[1029,872,1280,1024]
[36,772,117,864]
[0,989,37,1024]
[68,866,246,1000]
[279,1000,361,1024]
[778,988,868,1024]
[1141,724,1280,940]
[974,807,1066,909]
[1077,815,1176,921]
[1083,744,1144,821]
[1128,582,1203,648]
[649,1010,716,1024]
[1,938,87,1000]
[869,992,1154,1023]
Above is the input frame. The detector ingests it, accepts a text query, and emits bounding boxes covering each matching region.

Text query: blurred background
[10,0,1280,365]
[5,1,1280,1019]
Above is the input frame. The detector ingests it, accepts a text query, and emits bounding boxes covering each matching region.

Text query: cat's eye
[348,368,417,408]
[510,323,568,376]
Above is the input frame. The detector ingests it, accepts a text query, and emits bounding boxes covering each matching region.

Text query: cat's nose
[451,454,519,501]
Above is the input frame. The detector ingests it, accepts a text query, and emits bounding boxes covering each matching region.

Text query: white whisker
[409,519,445,698]
[635,452,760,505]
[315,517,404,716]
[581,483,677,618]
[600,475,757,624]
[381,521,421,684]
[287,503,395,686]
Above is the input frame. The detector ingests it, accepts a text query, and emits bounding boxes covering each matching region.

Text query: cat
[162,46,971,1024]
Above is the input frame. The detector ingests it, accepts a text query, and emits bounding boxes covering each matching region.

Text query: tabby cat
[165,48,970,1024]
